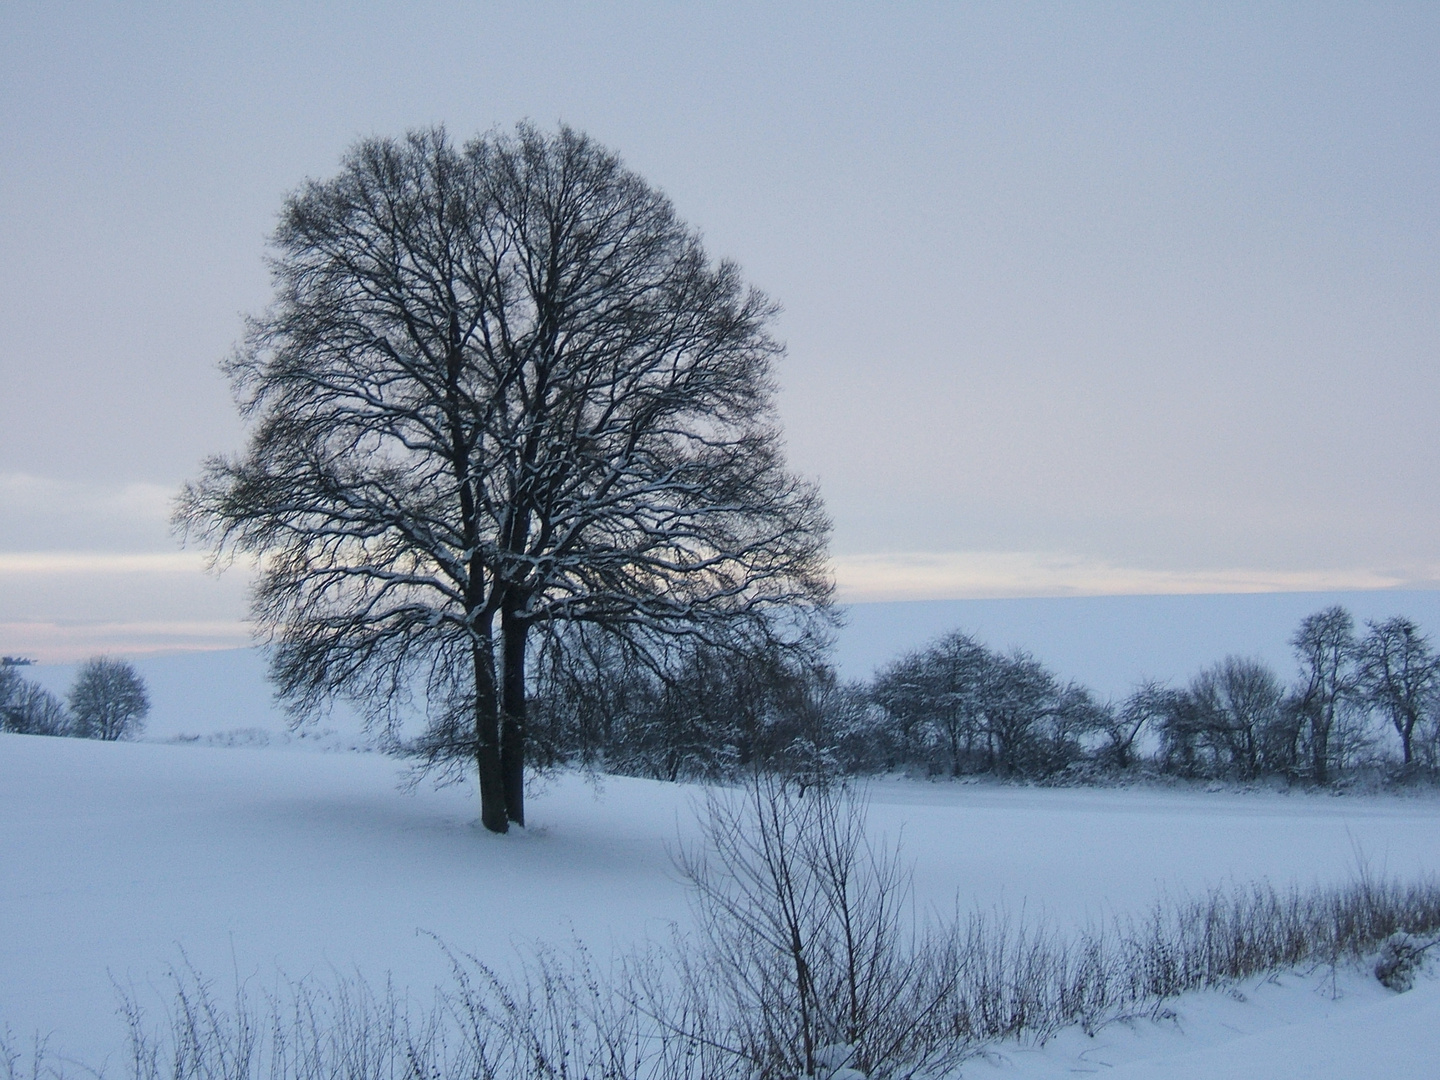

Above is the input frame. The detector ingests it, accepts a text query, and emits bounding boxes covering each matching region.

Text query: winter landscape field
[7,7,1440,1078]
[7,600,1440,1078]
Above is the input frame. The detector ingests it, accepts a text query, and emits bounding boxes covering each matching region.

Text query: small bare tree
[1356,616,1439,767]
[68,657,149,741]
[979,649,1061,776]
[0,663,23,731]
[1104,680,1170,769]
[872,632,989,776]
[675,775,955,1079]
[1290,606,1356,784]
[1190,656,1285,780]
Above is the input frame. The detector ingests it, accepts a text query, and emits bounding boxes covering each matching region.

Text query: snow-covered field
[4,732,1440,1076]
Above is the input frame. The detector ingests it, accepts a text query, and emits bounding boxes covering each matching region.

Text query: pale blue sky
[2,3,1438,657]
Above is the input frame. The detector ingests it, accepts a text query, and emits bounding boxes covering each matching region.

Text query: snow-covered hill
[834,589,1440,695]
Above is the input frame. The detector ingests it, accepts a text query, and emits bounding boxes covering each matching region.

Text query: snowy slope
[21,647,367,743]
[4,733,1440,1074]
[834,589,1440,696]
[967,966,1440,1078]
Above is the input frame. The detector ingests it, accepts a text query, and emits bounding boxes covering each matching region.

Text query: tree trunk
[500,612,528,827]
[473,643,508,834]
[1312,707,1330,785]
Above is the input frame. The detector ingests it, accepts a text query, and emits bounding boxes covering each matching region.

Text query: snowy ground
[4,734,1440,1076]
[968,966,1440,1078]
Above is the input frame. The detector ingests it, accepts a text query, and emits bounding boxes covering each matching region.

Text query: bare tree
[1290,606,1356,784]
[1,665,70,736]
[871,632,988,776]
[870,633,1091,778]
[980,649,1061,775]
[178,126,833,832]
[1356,616,1439,767]
[68,657,149,741]
[1104,680,1170,769]
[1045,681,1111,772]
[1189,656,1285,780]
[0,663,20,729]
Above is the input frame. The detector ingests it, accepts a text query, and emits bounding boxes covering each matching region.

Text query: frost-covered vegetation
[0,656,148,740]
[524,605,1440,789]
[5,776,1439,1080]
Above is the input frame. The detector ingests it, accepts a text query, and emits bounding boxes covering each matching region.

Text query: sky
[2,3,1438,660]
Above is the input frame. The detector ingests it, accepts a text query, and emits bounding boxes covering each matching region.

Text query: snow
[967,966,1440,1078]
[835,590,1440,696]
[21,648,367,744]
[4,732,1440,1075]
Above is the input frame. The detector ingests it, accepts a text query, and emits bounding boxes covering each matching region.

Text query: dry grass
[7,779,1440,1080]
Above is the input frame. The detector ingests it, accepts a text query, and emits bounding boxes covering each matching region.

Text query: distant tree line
[519,604,1440,787]
[0,657,150,741]
[9,607,1431,788]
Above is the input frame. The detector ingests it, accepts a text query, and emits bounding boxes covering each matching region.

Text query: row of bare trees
[518,628,1098,783]
[523,625,839,785]
[517,604,1440,786]
[0,657,150,741]
[1150,607,1440,782]
[863,605,1440,783]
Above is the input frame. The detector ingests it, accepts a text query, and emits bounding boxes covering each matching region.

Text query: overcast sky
[2,3,1438,658]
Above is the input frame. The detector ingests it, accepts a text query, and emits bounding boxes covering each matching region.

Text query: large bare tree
[178,126,833,832]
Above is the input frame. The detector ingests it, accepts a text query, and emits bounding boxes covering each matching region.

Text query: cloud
[0,548,251,662]
[0,472,180,552]
[0,621,252,664]
[831,551,1440,602]
[0,471,175,514]
[0,551,207,574]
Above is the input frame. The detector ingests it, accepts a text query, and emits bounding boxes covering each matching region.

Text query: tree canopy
[68,657,149,741]
[178,125,833,831]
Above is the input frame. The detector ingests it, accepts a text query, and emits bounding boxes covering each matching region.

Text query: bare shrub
[1,681,70,737]
[1,665,71,738]
[670,775,958,1079]
[0,1032,64,1080]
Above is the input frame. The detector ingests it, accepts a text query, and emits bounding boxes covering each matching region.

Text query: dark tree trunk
[1312,707,1330,785]
[473,643,508,834]
[500,612,528,826]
